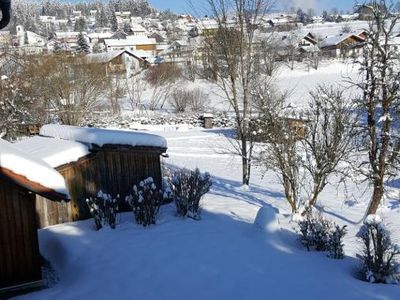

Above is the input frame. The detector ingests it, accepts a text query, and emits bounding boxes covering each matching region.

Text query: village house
[357,3,387,20]
[130,23,148,36]
[161,39,199,65]
[14,124,167,228]
[8,25,47,55]
[263,15,298,32]
[54,31,86,50]
[104,36,157,58]
[319,32,366,58]
[85,49,148,76]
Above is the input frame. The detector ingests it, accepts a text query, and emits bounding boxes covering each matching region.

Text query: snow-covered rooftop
[85,50,145,64]
[15,136,90,168]
[125,35,156,45]
[0,138,69,198]
[320,32,365,48]
[40,124,168,149]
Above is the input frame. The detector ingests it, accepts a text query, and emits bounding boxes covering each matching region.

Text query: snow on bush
[169,168,212,220]
[327,224,347,259]
[357,215,400,284]
[298,212,332,251]
[86,191,119,230]
[125,177,163,227]
[297,211,346,258]
[254,205,279,233]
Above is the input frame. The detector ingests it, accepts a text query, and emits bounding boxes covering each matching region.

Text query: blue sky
[148,0,357,15]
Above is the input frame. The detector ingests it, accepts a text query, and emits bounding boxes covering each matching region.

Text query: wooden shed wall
[36,149,163,228]
[0,179,42,289]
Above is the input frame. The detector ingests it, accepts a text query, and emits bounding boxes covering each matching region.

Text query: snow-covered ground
[125,59,361,114]
[18,127,400,300]
[275,59,361,106]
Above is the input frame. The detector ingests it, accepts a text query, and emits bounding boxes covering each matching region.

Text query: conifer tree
[77,32,90,54]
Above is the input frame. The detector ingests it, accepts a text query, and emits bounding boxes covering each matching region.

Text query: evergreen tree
[53,41,63,53]
[110,11,118,32]
[123,22,131,33]
[24,31,29,45]
[96,8,108,28]
[74,17,87,32]
[77,32,90,54]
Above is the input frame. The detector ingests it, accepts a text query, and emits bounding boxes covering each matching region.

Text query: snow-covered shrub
[297,212,333,251]
[169,168,212,220]
[125,177,163,227]
[162,176,174,204]
[170,88,190,112]
[358,215,400,284]
[86,191,119,230]
[327,225,347,259]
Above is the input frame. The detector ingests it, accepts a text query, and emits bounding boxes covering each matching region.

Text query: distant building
[320,32,366,57]
[356,4,387,20]
[104,36,157,57]
[85,50,149,77]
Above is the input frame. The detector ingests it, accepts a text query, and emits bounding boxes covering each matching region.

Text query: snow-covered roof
[320,32,365,48]
[14,136,90,168]
[104,39,139,47]
[55,31,84,38]
[87,32,113,39]
[85,50,145,64]
[131,24,147,33]
[40,125,168,149]
[0,139,69,200]
[125,35,156,45]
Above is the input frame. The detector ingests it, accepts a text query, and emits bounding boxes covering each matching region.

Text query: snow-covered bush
[125,177,163,227]
[86,191,119,230]
[327,224,347,259]
[162,176,174,203]
[169,168,212,220]
[358,215,400,284]
[297,212,333,252]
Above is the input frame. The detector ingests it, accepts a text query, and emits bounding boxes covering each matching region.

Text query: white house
[16,25,46,48]
[104,36,157,57]
[130,23,148,36]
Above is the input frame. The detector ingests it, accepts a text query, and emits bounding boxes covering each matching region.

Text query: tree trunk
[241,137,249,185]
[366,183,384,215]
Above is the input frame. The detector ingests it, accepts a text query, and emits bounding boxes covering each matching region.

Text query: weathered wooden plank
[34,149,164,227]
[0,179,41,289]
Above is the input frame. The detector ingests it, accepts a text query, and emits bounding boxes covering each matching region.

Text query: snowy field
[124,59,362,114]
[17,127,400,300]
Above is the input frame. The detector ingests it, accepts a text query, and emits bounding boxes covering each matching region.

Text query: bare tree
[146,63,181,110]
[169,87,190,113]
[255,86,303,212]
[107,74,126,115]
[256,85,355,214]
[169,87,209,113]
[125,73,147,111]
[32,55,108,125]
[354,1,400,215]
[0,74,46,139]
[304,46,321,71]
[256,33,280,76]
[203,0,272,185]
[283,30,301,71]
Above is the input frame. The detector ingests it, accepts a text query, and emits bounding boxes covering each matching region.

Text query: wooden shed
[15,125,168,228]
[0,139,69,293]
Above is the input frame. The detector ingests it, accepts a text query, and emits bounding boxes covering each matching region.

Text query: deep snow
[17,128,400,300]
[0,139,69,196]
